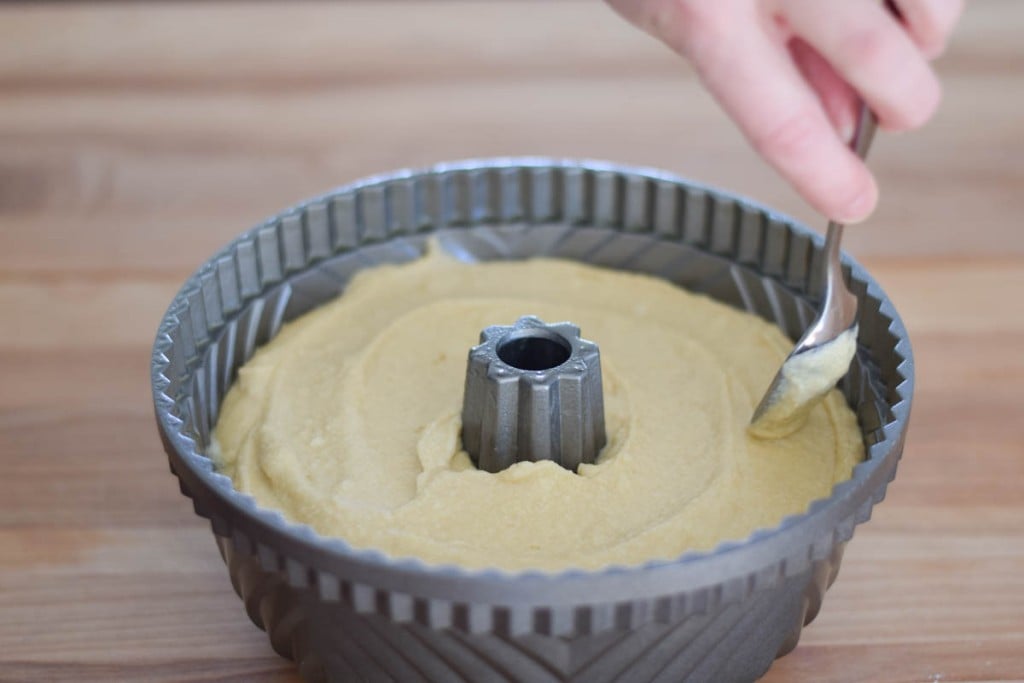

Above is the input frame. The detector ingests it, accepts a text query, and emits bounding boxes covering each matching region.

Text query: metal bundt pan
[152,158,913,682]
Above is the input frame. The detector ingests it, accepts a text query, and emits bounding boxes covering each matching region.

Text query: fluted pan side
[217,537,846,682]
[153,159,912,682]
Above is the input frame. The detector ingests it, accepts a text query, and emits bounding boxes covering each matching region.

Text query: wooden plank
[1,1,1022,681]
[0,3,1023,277]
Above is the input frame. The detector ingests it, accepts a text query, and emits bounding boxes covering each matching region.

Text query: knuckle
[752,109,823,162]
[840,27,889,69]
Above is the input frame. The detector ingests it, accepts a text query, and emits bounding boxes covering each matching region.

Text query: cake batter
[213,245,862,571]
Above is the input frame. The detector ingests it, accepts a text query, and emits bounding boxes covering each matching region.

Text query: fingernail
[840,190,875,224]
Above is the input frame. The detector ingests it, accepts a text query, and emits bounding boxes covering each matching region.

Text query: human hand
[607,0,963,223]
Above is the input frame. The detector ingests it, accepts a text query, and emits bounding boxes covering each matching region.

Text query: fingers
[781,0,941,131]
[603,0,960,223]
[678,9,878,222]
[891,0,965,58]
[789,37,860,143]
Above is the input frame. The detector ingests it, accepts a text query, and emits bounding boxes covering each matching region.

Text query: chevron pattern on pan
[221,534,844,682]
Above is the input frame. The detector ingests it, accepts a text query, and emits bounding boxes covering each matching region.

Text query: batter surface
[213,245,862,571]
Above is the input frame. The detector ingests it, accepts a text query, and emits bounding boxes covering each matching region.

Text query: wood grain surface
[1,2,1022,681]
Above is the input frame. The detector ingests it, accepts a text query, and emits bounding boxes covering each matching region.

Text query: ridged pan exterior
[152,159,913,683]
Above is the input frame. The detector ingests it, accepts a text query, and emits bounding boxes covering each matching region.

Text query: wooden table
[1,2,1021,681]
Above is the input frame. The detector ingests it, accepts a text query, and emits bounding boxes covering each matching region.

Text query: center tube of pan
[460,316,606,473]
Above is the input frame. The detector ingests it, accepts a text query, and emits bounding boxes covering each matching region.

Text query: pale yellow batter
[748,327,860,439]
[213,245,862,571]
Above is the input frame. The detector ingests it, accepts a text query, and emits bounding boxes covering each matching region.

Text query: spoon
[749,105,877,438]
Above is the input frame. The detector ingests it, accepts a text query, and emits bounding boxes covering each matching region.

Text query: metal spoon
[749,105,877,438]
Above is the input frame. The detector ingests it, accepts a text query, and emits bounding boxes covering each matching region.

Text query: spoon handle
[827,103,878,254]
[819,106,878,335]
[849,103,878,161]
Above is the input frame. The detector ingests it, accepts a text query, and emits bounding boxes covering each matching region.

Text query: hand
[607,0,963,223]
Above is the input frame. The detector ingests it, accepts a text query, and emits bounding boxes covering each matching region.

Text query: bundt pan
[152,158,913,683]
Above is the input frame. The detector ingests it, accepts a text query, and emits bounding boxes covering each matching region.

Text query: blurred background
[1,2,1021,682]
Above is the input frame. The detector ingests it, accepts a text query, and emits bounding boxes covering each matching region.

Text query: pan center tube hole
[462,317,606,473]
[496,330,572,371]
